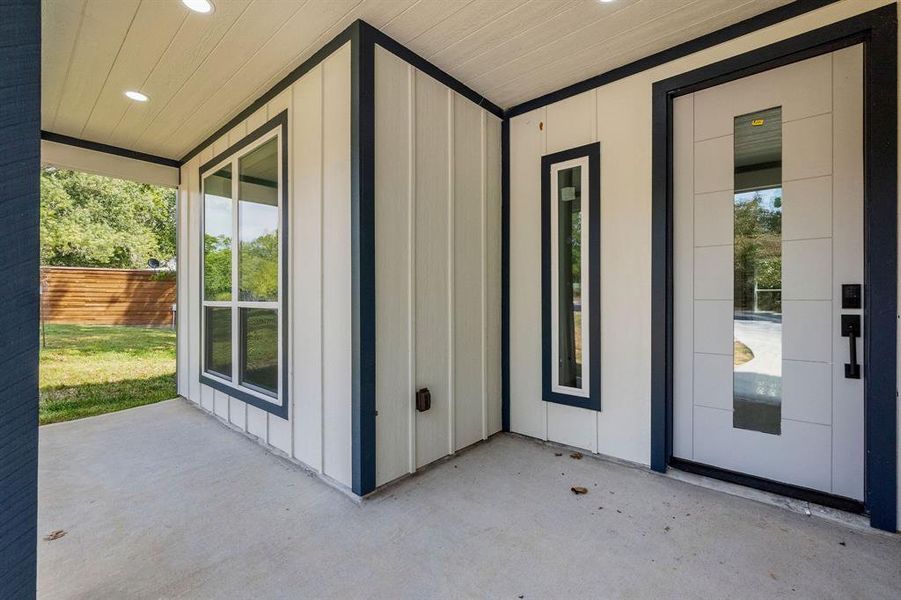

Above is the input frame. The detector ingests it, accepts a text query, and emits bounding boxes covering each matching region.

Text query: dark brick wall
[0,0,40,597]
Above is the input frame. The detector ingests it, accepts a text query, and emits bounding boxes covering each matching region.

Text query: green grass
[40,324,176,425]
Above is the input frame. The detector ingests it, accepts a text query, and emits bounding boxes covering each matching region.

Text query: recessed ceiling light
[182,0,214,14]
[125,90,149,102]
[599,0,616,3]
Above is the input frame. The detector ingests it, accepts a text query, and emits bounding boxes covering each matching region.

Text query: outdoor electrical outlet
[416,388,431,412]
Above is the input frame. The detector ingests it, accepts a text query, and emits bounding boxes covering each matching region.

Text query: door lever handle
[841,314,861,379]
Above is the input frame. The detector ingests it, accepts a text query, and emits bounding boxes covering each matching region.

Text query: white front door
[672,45,864,500]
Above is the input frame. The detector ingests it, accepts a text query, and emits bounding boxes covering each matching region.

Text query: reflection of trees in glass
[734,191,782,312]
[241,308,277,393]
[569,212,581,288]
[240,231,278,301]
[557,166,582,388]
[204,234,232,301]
[204,307,232,377]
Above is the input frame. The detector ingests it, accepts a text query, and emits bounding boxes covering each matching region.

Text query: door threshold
[665,461,872,532]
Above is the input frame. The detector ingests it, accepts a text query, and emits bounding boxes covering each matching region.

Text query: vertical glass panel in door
[203,165,233,301]
[733,107,782,435]
[204,307,232,378]
[557,165,582,389]
[239,138,279,302]
[241,308,278,395]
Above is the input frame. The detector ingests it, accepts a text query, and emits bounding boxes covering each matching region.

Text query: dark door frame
[650,4,898,531]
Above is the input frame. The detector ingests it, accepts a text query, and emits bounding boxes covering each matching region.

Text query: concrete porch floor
[38,399,901,599]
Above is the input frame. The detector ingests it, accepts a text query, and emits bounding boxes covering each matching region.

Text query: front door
[672,45,864,501]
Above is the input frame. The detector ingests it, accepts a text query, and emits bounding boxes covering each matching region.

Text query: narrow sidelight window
[733,107,782,435]
[541,143,601,411]
[554,162,588,393]
[200,112,288,417]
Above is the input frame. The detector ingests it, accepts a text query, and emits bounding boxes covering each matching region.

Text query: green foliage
[203,234,232,300]
[734,192,782,312]
[40,168,176,268]
[240,232,279,301]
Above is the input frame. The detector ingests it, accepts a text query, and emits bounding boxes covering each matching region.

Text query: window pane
[557,165,582,389]
[733,107,782,435]
[204,165,233,301]
[239,138,279,302]
[205,307,232,378]
[241,308,278,395]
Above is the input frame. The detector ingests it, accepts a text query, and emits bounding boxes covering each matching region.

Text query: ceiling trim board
[40,130,180,168]
[505,0,841,118]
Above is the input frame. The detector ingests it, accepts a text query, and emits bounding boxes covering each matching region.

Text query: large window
[200,114,287,416]
[541,143,601,411]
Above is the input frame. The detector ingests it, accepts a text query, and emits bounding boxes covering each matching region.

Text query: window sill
[199,373,288,419]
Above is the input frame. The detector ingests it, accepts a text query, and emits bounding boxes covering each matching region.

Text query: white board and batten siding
[507,0,901,501]
[374,46,503,487]
[177,43,353,489]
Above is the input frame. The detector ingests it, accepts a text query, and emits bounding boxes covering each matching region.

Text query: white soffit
[41,140,179,188]
[42,0,795,160]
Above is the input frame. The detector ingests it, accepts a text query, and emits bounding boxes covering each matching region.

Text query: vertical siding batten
[447,88,455,455]
[487,116,503,436]
[481,111,489,441]
[407,64,417,475]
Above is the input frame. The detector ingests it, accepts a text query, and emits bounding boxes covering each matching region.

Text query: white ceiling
[42,0,794,160]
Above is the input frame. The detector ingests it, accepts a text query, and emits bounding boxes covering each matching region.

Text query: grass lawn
[40,324,176,425]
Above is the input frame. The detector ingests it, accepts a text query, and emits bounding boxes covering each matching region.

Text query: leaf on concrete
[570,452,583,460]
[44,530,67,541]
[571,486,588,495]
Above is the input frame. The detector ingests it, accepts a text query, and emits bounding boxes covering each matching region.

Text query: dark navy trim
[1,1,40,596]
[541,143,601,412]
[671,458,866,514]
[501,119,511,431]
[651,4,897,531]
[361,22,504,120]
[41,130,180,168]
[200,374,287,419]
[199,111,287,174]
[506,0,840,118]
[351,23,377,496]
[198,110,290,421]
[862,6,898,533]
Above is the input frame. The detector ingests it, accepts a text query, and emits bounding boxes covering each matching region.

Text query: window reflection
[557,165,582,389]
[733,107,782,435]
[204,307,232,377]
[239,138,279,302]
[203,165,232,301]
[241,308,278,394]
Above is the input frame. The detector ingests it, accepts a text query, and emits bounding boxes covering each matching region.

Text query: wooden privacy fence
[41,266,176,326]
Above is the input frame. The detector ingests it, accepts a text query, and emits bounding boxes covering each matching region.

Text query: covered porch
[39,399,901,598]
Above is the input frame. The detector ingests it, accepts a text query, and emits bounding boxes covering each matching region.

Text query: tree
[734,191,782,312]
[40,168,176,268]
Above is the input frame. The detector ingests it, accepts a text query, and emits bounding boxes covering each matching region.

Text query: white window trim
[200,127,284,406]
[550,156,590,398]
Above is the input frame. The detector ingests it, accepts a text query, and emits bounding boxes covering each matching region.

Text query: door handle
[841,314,861,379]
